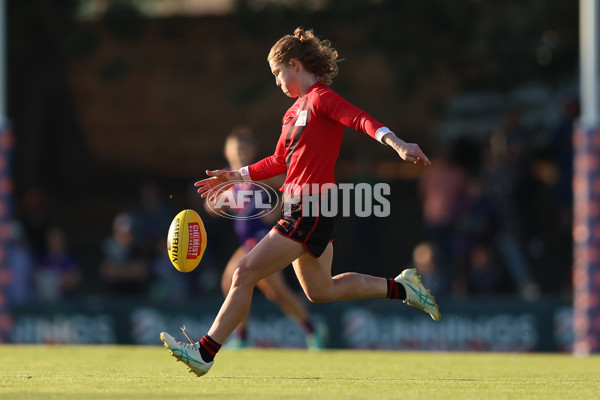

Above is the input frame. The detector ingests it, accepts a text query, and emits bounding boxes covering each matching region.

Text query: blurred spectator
[130,181,173,260]
[410,241,442,297]
[482,127,540,300]
[150,238,190,302]
[418,145,468,296]
[35,226,81,301]
[498,111,529,171]
[468,245,504,295]
[100,213,149,296]
[452,176,503,295]
[20,187,51,258]
[485,116,527,239]
[6,221,34,305]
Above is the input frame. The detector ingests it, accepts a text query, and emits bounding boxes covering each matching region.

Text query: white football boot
[160,326,213,377]
[395,268,441,321]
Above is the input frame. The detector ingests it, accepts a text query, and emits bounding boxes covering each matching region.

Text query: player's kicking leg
[221,246,251,348]
[161,231,305,376]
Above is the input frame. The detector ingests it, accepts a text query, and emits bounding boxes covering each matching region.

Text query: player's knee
[304,287,333,304]
[231,258,259,288]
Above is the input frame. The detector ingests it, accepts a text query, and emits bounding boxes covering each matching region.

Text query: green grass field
[0,346,598,399]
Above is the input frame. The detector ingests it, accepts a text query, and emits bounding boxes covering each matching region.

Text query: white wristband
[375,127,393,145]
[239,166,252,181]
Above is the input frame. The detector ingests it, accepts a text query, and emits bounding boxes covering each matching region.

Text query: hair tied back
[294,28,309,43]
[269,27,339,85]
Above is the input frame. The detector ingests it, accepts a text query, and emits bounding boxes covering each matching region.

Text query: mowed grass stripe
[0,346,598,400]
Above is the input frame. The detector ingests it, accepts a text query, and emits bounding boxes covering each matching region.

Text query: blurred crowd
[416,99,578,301]
[6,180,187,305]
[5,98,578,307]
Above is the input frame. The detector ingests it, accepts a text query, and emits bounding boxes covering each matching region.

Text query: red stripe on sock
[205,335,221,348]
[386,278,394,299]
[200,335,221,356]
[387,278,401,300]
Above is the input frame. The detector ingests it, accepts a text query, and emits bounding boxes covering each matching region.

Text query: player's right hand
[195,169,239,201]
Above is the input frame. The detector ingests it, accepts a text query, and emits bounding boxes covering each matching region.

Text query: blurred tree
[7,0,99,199]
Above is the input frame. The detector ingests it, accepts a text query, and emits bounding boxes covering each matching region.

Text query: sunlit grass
[0,346,598,399]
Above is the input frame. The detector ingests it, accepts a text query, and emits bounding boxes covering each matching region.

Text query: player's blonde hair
[268,27,339,85]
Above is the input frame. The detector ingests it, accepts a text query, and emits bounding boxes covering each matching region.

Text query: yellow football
[167,209,207,273]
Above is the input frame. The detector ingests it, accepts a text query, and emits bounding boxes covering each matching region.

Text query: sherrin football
[167,209,207,273]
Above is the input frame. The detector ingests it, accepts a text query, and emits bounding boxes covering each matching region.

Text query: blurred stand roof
[77,0,237,19]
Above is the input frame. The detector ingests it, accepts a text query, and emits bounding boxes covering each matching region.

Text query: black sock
[199,335,221,362]
[386,278,407,300]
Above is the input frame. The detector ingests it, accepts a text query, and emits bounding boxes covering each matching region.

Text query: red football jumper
[247,82,387,194]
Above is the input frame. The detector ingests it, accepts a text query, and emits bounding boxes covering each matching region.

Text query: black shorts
[273,200,336,258]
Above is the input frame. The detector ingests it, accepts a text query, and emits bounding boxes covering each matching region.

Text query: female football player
[206,127,327,350]
[161,28,440,376]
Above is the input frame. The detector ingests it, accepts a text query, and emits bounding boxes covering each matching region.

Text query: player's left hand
[384,134,431,165]
[397,142,431,165]
[194,169,239,200]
